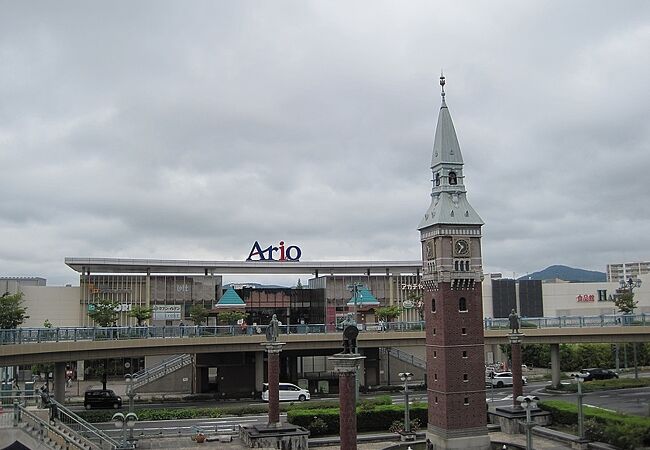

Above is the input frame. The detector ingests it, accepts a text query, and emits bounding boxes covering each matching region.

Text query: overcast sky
[1,1,649,286]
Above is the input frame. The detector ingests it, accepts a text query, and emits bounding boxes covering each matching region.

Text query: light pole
[573,374,586,439]
[112,412,137,449]
[399,372,413,435]
[346,282,363,325]
[619,277,642,379]
[516,395,539,450]
[124,373,135,439]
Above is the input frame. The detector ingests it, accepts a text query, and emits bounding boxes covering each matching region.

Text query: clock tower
[419,75,490,449]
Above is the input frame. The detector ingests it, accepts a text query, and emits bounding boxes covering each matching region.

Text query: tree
[0,292,29,329]
[188,304,209,325]
[614,290,637,315]
[376,305,402,321]
[129,305,153,326]
[217,310,248,325]
[88,298,119,327]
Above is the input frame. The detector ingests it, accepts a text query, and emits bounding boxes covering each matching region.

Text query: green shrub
[540,400,650,450]
[287,403,428,437]
[557,377,650,393]
[307,417,328,435]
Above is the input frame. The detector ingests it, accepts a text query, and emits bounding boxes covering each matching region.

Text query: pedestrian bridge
[1,314,650,366]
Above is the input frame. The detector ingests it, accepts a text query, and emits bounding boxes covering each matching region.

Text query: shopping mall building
[3,258,648,395]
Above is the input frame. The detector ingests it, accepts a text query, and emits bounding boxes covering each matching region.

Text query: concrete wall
[21,285,80,327]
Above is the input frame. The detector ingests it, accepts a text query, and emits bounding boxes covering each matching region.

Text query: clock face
[454,239,469,256]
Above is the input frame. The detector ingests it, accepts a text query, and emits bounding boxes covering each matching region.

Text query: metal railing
[387,348,426,370]
[1,313,649,345]
[48,397,123,449]
[131,354,192,392]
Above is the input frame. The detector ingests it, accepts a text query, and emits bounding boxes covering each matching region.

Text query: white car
[485,371,528,388]
[262,382,310,402]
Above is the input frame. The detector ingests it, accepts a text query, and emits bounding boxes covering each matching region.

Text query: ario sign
[246,241,302,262]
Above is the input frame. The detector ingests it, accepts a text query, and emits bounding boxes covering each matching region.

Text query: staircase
[48,398,123,449]
[131,354,192,392]
[386,348,426,370]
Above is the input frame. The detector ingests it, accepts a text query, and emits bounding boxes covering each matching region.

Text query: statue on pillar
[341,314,359,354]
[509,309,520,334]
[265,314,280,342]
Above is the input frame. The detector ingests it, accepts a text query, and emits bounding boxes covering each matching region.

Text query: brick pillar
[262,342,285,427]
[509,333,523,408]
[330,354,365,450]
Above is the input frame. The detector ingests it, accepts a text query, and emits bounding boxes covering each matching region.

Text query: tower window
[449,172,457,185]
[431,298,436,313]
[463,373,468,382]
[464,397,469,405]
[435,172,440,186]
[433,328,436,335]
[462,351,467,358]
[459,297,467,312]
[433,351,437,358]
[434,374,438,381]
[461,327,467,335]
[435,396,438,404]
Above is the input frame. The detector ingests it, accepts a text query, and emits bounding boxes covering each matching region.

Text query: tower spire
[440,70,446,106]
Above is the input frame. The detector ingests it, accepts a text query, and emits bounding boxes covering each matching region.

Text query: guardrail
[0,313,648,345]
[48,397,123,449]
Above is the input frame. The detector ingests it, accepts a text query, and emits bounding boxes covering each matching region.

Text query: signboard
[152,305,182,320]
[246,240,302,261]
[402,300,415,309]
[576,294,595,303]
[401,284,423,291]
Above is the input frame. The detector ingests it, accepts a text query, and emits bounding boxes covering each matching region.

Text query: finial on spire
[439,70,446,105]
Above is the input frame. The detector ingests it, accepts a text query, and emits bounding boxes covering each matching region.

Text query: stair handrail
[48,397,122,449]
[17,403,92,450]
[387,348,426,369]
[131,354,192,391]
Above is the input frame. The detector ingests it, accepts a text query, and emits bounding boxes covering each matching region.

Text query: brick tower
[418,75,490,449]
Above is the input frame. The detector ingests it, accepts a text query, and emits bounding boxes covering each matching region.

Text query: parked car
[261,383,310,402]
[579,368,619,381]
[84,389,122,410]
[485,371,528,388]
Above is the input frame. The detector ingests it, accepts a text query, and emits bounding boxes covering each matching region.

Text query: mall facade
[3,259,648,395]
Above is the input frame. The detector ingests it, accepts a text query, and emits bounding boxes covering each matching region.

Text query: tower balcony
[422,270,483,290]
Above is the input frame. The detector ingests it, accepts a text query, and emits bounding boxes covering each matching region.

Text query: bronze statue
[508,309,520,333]
[265,314,280,342]
[342,325,359,354]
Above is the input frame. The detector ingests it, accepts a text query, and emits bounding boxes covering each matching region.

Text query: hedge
[540,400,650,450]
[287,402,428,436]
[553,377,650,393]
[77,396,393,424]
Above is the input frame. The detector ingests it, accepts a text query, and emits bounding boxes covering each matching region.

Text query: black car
[580,368,619,381]
[84,389,122,410]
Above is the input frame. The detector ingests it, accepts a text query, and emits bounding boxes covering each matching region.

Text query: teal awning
[216,287,246,308]
[347,287,379,306]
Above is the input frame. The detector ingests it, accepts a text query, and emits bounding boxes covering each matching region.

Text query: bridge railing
[1,313,648,345]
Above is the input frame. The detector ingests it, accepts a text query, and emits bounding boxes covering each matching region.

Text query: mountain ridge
[517,265,606,282]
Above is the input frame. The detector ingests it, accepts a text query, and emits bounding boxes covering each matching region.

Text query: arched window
[435,172,440,186]
[448,171,457,185]
[431,298,436,313]
[459,297,467,312]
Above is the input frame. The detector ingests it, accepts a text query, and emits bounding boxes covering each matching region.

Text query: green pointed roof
[216,287,246,308]
[347,287,379,306]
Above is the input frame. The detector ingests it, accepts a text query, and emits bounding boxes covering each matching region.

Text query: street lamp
[399,372,414,436]
[516,395,539,450]
[346,283,363,324]
[619,277,642,379]
[572,373,587,440]
[124,373,136,439]
[112,412,137,449]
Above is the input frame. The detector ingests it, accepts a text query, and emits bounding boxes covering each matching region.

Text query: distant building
[0,277,46,295]
[607,261,650,283]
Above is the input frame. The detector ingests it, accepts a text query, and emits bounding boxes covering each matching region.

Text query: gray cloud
[1,1,649,286]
